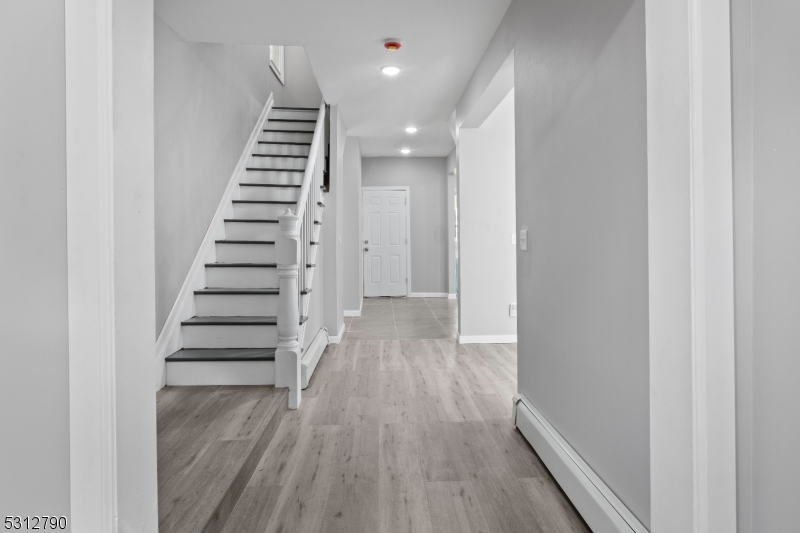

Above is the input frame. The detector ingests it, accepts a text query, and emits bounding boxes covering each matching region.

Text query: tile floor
[344,297,457,341]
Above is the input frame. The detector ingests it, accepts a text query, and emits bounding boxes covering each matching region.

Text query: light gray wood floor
[156,385,286,533]
[222,301,591,533]
[344,297,458,341]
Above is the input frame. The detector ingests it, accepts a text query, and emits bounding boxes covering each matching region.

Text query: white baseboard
[410,292,448,298]
[166,361,275,386]
[328,323,346,344]
[458,334,517,344]
[447,293,457,299]
[154,93,275,390]
[513,395,647,533]
[301,328,329,389]
[343,310,361,317]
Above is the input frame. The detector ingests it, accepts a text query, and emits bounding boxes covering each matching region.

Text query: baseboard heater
[513,395,649,533]
[301,327,328,389]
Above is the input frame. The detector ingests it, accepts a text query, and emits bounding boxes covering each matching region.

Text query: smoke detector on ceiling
[384,40,402,51]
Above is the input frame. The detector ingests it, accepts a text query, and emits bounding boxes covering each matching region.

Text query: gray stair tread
[272,106,318,111]
[182,316,309,326]
[216,240,275,244]
[246,167,305,172]
[224,218,279,223]
[232,200,295,204]
[195,288,279,295]
[239,183,301,188]
[166,348,276,362]
[205,262,277,268]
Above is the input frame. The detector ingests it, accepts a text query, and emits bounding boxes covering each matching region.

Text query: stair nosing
[216,240,276,244]
[239,183,301,188]
[251,154,309,158]
[263,129,314,133]
[165,348,277,362]
[246,168,305,173]
[257,141,312,145]
[232,200,295,205]
[181,316,309,326]
[268,119,317,123]
[194,288,280,295]
[224,218,279,223]
[205,262,278,268]
[272,106,319,111]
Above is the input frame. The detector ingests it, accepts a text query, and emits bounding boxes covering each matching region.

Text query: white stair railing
[275,101,326,409]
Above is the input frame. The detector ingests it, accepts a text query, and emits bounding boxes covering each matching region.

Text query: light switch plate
[519,229,528,251]
[509,303,517,317]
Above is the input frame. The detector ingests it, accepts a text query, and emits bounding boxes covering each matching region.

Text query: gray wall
[0,0,71,522]
[323,106,346,337]
[342,137,363,312]
[284,46,323,109]
[457,0,650,526]
[362,157,449,295]
[732,0,800,530]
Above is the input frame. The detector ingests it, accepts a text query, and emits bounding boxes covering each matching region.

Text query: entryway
[362,187,411,297]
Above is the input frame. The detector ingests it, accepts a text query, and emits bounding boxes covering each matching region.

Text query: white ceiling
[155,0,512,157]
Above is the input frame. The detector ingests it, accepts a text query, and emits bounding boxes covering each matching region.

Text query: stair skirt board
[301,328,329,389]
[182,325,279,349]
[215,241,276,263]
[167,360,275,386]
[205,265,278,288]
[194,292,280,317]
[513,396,648,533]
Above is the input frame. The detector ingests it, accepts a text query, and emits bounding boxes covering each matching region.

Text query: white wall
[732,0,800,530]
[0,0,71,523]
[342,137,363,313]
[457,0,650,526]
[361,157,449,295]
[457,90,516,339]
[283,46,323,109]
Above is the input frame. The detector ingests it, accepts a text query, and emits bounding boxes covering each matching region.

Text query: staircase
[165,104,326,400]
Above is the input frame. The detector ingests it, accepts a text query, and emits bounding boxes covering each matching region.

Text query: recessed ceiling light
[401,148,411,155]
[381,65,401,76]
[405,127,418,133]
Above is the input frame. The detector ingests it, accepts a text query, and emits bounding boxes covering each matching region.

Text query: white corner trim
[410,292,448,298]
[153,93,275,390]
[457,334,517,344]
[447,293,457,300]
[301,327,329,389]
[513,395,648,533]
[328,323,346,344]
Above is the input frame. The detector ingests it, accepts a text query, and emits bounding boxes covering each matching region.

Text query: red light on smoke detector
[384,41,402,51]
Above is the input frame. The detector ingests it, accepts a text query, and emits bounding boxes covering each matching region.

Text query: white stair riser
[182,325,278,348]
[238,186,299,202]
[253,144,310,157]
[224,221,281,240]
[166,360,275,386]
[261,131,313,143]
[271,110,318,121]
[206,267,278,288]
[245,170,304,184]
[195,293,279,316]
[265,120,315,132]
[248,156,307,170]
[216,242,276,263]
[233,203,293,219]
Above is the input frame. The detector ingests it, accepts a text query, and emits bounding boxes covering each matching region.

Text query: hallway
[344,297,459,341]
[212,301,589,532]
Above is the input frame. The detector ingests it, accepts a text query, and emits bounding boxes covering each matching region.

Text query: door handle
[364,247,370,252]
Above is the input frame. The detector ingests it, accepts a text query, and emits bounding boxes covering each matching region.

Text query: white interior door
[363,189,408,297]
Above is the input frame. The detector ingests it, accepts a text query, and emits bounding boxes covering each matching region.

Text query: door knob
[364,240,369,244]
[364,247,370,252]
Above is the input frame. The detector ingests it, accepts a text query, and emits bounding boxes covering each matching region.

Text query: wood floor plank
[472,476,545,533]
[425,481,491,533]
[380,340,405,370]
[379,481,434,533]
[319,483,379,533]
[220,485,282,533]
[379,423,425,485]
[485,418,549,479]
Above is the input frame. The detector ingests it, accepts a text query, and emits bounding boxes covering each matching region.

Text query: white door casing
[362,188,410,297]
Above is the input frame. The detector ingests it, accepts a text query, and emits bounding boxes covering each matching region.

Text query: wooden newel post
[276,208,301,409]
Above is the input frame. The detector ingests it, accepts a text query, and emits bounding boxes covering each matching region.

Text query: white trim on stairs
[154,93,275,389]
[457,334,517,344]
[513,395,648,533]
